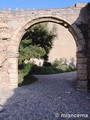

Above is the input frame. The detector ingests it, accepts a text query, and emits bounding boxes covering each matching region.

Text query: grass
[18,70,38,87]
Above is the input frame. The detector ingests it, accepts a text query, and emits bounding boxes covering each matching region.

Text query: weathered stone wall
[86,3,90,90]
[0,3,89,90]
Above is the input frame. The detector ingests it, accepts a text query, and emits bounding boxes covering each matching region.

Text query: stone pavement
[0,72,90,120]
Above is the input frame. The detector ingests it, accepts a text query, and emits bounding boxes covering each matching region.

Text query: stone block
[77,58,87,63]
[9,78,18,84]
[8,69,18,73]
[77,52,86,58]
[77,64,87,69]
[76,80,87,91]
[77,73,87,80]
[9,73,18,79]
[77,69,87,74]
[8,63,18,70]
[8,52,19,58]
[9,84,18,89]
[1,73,9,83]
[0,83,18,89]
[80,40,85,45]
[78,33,84,39]
[8,58,18,64]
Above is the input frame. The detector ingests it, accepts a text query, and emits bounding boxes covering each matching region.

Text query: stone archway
[7,16,88,90]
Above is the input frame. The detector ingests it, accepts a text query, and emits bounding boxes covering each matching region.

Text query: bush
[56,65,69,73]
[69,65,77,71]
[22,63,33,75]
[52,59,63,67]
[30,65,57,74]
[29,59,77,75]
[43,61,52,66]
[18,59,77,86]
[19,74,38,86]
[18,63,35,84]
[18,64,25,70]
[19,63,34,75]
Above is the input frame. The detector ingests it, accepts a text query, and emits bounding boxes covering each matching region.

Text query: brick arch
[8,16,88,90]
[9,16,85,52]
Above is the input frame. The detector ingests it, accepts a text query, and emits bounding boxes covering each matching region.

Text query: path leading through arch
[0,72,90,119]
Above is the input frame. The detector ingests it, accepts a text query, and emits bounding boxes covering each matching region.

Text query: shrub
[18,64,25,70]
[18,63,35,84]
[19,63,34,75]
[52,59,63,67]
[69,65,77,71]
[56,65,69,73]
[19,74,38,86]
[43,61,52,66]
[30,66,57,74]
[18,59,77,86]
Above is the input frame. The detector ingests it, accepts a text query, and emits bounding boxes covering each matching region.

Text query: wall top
[0,3,88,12]
[75,3,87,8]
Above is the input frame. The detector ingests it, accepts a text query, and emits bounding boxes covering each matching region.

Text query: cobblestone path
[0,72,90,120]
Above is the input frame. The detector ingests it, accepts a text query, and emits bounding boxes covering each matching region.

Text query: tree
[19,40,45,64]
[19,23,57,64]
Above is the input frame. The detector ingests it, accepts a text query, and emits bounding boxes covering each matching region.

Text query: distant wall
[47,23,76,64]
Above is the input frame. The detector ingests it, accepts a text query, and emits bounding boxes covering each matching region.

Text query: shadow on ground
[0,72,90,120]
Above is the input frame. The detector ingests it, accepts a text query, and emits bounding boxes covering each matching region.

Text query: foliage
[22,23,56,54]
[18,63,33,83]
[56,65,70,72]
[19,40,45,64]
[18,63,37,86]
[19,23,57,64]
[18,63,33,75]
[52,59,63,67]
[69,65,77,71]
[30,65,57,74]
[19,74,38,86]
[43,61,52,66]
[18,59,76,86]
[29,59,76,75]
[52,59,76,72]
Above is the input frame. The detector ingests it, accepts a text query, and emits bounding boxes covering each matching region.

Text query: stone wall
[0,3,89,91]
[47,23,76,64]
[87,3,90,89]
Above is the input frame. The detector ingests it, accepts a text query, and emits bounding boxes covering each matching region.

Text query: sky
[0,0,89,10]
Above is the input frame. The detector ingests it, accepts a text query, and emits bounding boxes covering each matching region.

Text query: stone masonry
[0,3,89,90]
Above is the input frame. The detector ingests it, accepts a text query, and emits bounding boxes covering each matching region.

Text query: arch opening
[19,22,76,83]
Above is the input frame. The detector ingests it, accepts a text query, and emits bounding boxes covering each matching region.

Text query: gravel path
[0,72,90,120]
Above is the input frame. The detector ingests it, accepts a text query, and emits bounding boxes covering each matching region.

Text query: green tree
[19,23,57,64]
[19,41,45,64]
